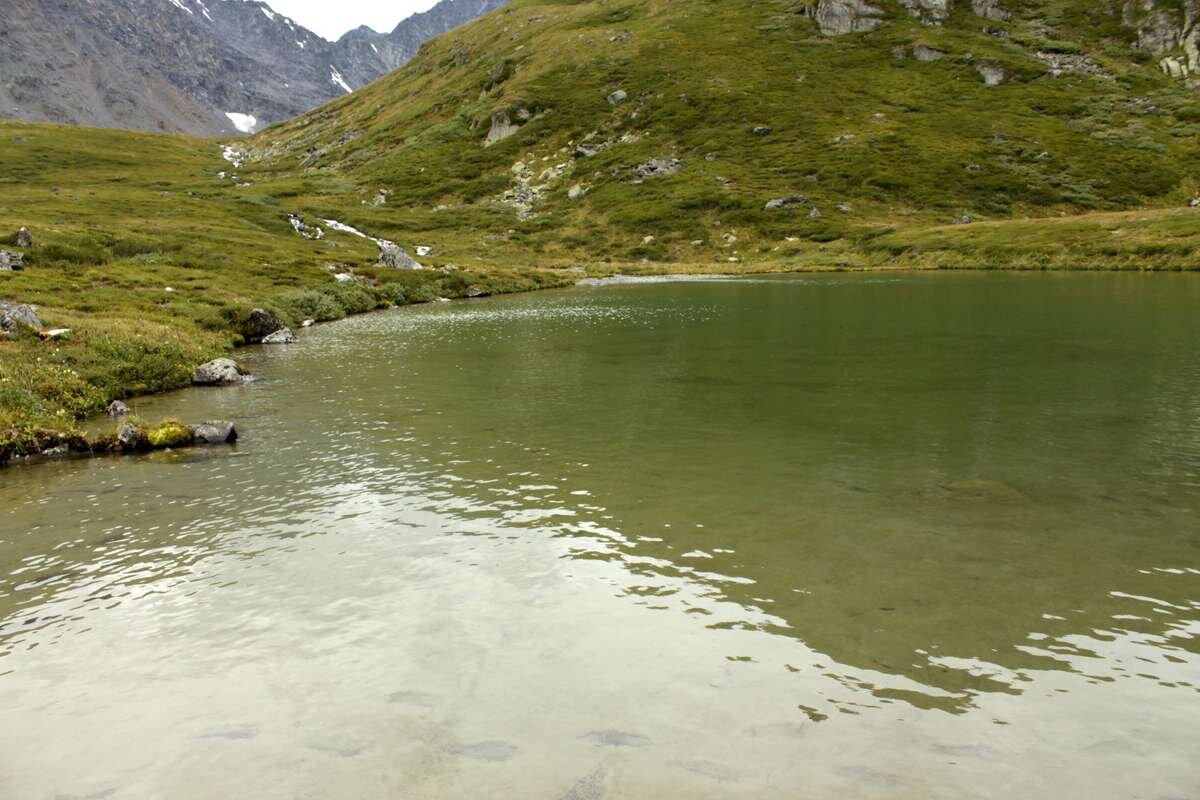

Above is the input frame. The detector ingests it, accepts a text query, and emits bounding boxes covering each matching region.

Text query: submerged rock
[190,421,238,444]
[261,327,297,344]
[192,358,246,385]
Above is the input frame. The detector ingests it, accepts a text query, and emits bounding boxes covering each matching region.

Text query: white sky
[265,0,443,41]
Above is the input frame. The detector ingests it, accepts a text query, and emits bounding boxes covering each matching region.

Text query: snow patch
[329,66,353,94]
[296,40,305,49]
[166,0,194,14]
[224,112,257,134]
[322,219,391,247]
[260,6,274,20]
[370,43,379,55]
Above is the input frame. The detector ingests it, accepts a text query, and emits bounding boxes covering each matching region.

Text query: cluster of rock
[286,214,325,240]
[812,0,1009,34]
[1,228,32,272]
[1123,0,1200,78]
[2,418,238,466]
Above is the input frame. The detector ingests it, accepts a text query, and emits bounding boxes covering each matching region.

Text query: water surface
[2,272,1198,798]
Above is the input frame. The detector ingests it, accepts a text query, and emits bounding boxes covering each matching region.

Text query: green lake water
[1,272,1198,798]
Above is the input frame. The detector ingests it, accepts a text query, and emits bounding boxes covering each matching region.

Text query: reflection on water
[1,272,1198,798]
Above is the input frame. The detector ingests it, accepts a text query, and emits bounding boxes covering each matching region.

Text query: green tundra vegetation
[1,0,1198,459]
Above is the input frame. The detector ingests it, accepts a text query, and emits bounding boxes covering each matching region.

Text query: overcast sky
[266,0,443,41]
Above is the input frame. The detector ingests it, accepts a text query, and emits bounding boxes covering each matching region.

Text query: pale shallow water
[1,272,1198,799]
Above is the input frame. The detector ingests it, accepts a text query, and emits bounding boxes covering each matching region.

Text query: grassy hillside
[243,0,1200,266]
[2,0,1199,459]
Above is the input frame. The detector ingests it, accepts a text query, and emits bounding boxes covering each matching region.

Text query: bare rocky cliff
[0,0,509,136]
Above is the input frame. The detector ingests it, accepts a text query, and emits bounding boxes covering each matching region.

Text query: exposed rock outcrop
[1124,0,1200,76]
[378,242,423,269]
[0,302,41,335]
[814,0,886,35]
[0,251,24,272]
[899,0,952,25]
[15,227,32,248]
[975,62,1006,85]
[485,110,520,145]
[972,0,1009,20]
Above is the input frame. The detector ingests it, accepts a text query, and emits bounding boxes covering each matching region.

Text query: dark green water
[1,272,1198,798]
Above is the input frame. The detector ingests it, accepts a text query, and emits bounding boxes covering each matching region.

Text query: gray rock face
[0,251,24,272]
[192,358,245,385]
[764,195,808,210]
[15,228,32,248]
[899,0,952,25]
[190,421,238,444]
[814,0,886,35]
[485,110,519,145]
[379,242,423,269]
[0,0,509,136]
[117,422,148,452]
[1123,0,1200,76]
[261,327,297,344]
[244,308,286,343]
[972,0,1010,20]
[975,62,1007,85]
[0,302,41,335]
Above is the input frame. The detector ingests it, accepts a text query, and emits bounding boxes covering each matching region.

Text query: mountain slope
[0,0,509,136]
[239,0,1200,265]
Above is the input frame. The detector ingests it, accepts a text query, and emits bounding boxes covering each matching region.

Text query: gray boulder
[1190,197,1200,208]
[0,250,24,271]
[107,400,130,417]
[899,0,951,25]
[606,89,628,106]
[190,421,238,444]
[244,308,286,343]
[635,158,682,179]
[752,126,772,136]
[975,62,1006,85]
[117,422,148,452]
[261,327,297,344]
[378,242,423,270]
[765,195,808,210]
[971,0,1009,20]
[15,227,32,248]
[0,301,41,335]
[913,46,946,61]
[192,358,245,385]
[814,0,885,35]
[485,110,518,145]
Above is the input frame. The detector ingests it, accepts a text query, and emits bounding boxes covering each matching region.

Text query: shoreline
[3,264,1196,469]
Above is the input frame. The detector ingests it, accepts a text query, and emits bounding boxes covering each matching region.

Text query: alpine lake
[2,272,1198,799]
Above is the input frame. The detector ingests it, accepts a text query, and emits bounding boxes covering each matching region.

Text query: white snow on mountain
[329,66,353,93]
[224,112,258,133]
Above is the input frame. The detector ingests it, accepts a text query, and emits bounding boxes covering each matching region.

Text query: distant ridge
[0,0,509,136]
